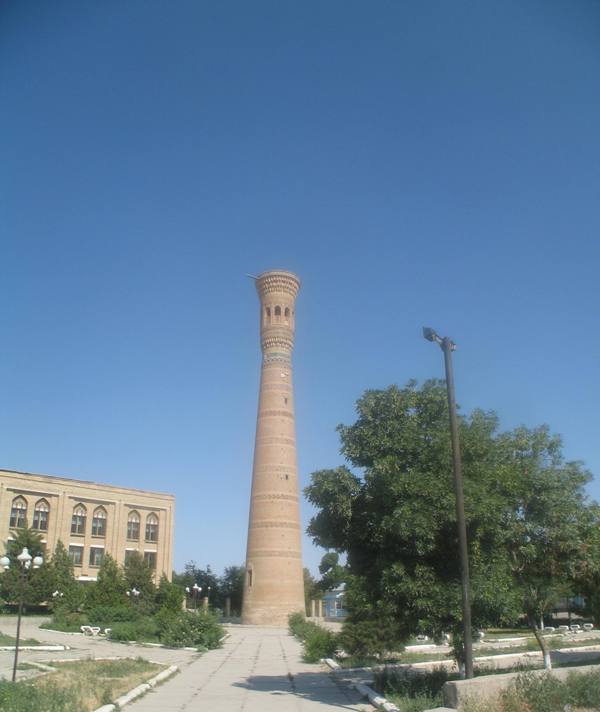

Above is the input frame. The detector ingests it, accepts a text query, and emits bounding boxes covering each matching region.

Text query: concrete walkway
[0,616,198,680]
[126,624,371,712]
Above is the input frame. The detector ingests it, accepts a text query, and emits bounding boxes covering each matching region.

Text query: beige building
[242,270,305,625]
[0,468,174,581]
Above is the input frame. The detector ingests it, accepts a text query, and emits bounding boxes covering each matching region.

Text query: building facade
[0,468,174,581]
[242,269,306,625]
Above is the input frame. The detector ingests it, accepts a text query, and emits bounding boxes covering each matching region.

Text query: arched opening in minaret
[274,305,281,322]
[247,568,253,587]
[265,307,271,324]
[284,307,290,324]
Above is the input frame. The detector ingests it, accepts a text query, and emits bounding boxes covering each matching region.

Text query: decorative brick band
[255,436,296,446]
[257,409,294,419]
[250,549,302,558]
[252,493,299,503]
[250,520,301,530]
[256,272,300,299]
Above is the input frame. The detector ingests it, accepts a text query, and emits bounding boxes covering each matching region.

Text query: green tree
[155,574,185,614]
[48,540,83,613]
[220,566,245,616]
[499,426,597,668]
[576,510,600,627]
[317,553,346,593]
[0,528,50,608]
[303,567,321,616]
[87,554,127,608]
[178,562,220,607]
[123,551,155,600]
[305,381,595,667]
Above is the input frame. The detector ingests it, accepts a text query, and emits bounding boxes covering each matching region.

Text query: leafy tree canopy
[305,380,597,664]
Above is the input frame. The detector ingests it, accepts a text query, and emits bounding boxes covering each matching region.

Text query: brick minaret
[242,270,305,625]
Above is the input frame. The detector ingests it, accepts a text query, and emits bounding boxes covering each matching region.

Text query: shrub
[302,625,338,663]
[158,610,224,650]
[86,604,140,625]
[288,612,339,663]
[43,611,89,632]
[108,618,159,642]
[339,619,402,659]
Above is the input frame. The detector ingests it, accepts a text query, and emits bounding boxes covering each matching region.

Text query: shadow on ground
[233,670,364,710]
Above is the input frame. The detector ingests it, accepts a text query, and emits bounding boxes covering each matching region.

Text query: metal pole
[12,569,25,682]
[441,337,473,678]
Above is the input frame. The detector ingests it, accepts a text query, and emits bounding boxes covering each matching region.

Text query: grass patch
[0,657,164,712]
[0,630,41,646]
[375,667,449,712]
[462,668,600,712]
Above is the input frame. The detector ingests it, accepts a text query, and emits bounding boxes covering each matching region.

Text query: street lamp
[126,587,141,601]
[422,327,473,678]
[185,583,202,610]
[0,547,44,682]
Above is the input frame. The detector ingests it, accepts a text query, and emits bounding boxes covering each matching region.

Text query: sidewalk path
[126,624,371,711]
[0,616,198,680]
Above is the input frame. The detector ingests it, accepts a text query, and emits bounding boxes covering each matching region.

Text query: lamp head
[17,548,32,564]
[33,555,43,569]
[0,555,9,570]
[422,327,440,343]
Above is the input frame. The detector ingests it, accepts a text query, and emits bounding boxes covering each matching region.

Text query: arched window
[32,499,49,531]
[284,307,290,318]
[9,497,27,529]
[265,306,271,324]
[274,305,281,321]
[92,507,107,537]
[127,511,140,541]
[71,504,86,535]
[145,513,159,542]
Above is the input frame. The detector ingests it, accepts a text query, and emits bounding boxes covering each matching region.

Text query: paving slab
[125,624,371,711]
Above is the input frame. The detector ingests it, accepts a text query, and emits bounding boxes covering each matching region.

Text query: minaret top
[255,270,300,300]
[256,269,300,353]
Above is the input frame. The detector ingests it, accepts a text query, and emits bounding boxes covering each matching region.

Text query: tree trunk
[529,615,552,670]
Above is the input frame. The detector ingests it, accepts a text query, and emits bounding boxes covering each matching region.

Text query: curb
[354,681,400,712]
[323,658,400,712]
[0,645,69,651]
[92,664,179,712]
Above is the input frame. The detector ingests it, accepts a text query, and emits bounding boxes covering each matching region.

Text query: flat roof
[0,467,174,499]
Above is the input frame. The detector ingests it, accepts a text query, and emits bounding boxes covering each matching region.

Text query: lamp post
[185,583,202,610]
[0,547,44,682]
[422,327,473,679]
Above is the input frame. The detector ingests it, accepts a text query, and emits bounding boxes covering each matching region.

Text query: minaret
[242,270,305,625]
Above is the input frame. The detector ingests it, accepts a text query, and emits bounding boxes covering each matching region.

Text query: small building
[323,583,347,619]
[0,468,174,581]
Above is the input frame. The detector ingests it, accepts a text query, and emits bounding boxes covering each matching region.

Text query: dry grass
[33,658,164,711]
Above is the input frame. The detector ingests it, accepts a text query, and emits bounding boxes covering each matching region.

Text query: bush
[302,625,338,663]
[42,611,89,632]
[86,604,140,625]
[288,612,339,663]
[108,618,159,642]
[158,610,224,650]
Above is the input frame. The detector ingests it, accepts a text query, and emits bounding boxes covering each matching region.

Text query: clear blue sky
[2,1,599,576]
